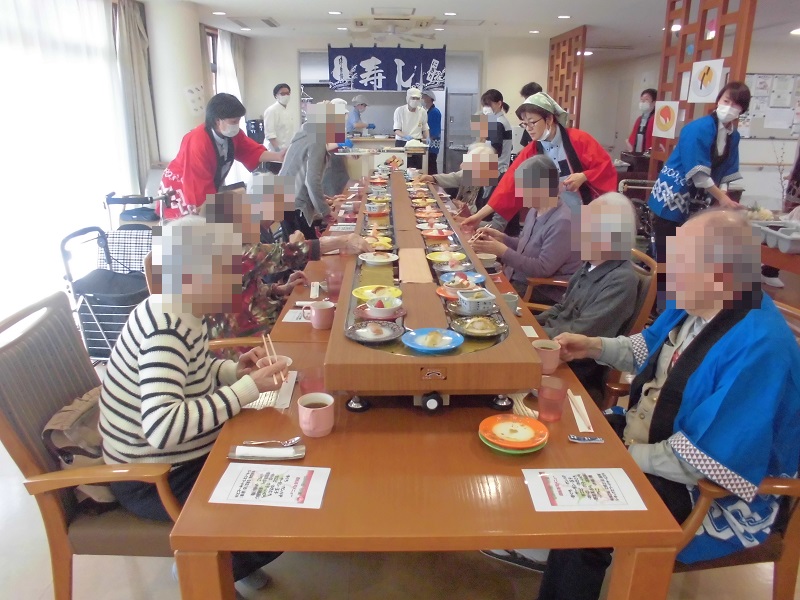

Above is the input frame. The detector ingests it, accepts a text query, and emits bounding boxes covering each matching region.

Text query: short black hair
[205,93,246,129]
[273,83,291,97]
[717,81,751,114]
[641,88,658,102]
[520,82,543,98]
[481,89,510,113]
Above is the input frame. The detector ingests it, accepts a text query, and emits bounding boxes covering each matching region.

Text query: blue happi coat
[648,114,742,224]
[631,294,800,563]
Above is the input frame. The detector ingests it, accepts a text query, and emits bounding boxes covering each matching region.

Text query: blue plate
[439,271,486,285]
[401,328,464,354]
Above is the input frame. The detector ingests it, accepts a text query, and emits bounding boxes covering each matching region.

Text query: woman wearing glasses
[460,93,616,229]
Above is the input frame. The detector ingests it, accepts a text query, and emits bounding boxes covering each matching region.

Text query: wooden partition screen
[649,0,757,178]
[548,26,587,129]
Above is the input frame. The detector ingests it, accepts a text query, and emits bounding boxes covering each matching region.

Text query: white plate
[359,252,399,265]
[416,222,450,230]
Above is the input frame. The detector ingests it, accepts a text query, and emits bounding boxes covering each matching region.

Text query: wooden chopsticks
[261,332,287,384]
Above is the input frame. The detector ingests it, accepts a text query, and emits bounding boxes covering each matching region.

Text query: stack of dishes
[478,415,549,455]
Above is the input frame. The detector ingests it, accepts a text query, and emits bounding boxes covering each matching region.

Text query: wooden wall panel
[548,26,587,129]
[649,0,757,178]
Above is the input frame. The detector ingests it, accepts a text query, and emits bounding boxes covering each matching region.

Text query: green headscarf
[522,92,569,127]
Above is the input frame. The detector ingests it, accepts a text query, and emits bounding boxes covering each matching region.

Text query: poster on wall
[652,101,680,139]
[327,45,446,92]
[687,59,725,103]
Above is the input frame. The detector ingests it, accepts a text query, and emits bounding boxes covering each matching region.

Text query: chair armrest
[524,301,553,314]
[24,463,182,522]
[209,337,263,350]
[678,479,730,551]
[605,381,631,396]
[527,277,570,289]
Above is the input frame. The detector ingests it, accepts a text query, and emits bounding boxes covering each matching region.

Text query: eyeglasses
[519,118,544,128]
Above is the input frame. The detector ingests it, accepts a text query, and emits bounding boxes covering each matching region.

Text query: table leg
[606,546,675,600]
[175,550,236,600]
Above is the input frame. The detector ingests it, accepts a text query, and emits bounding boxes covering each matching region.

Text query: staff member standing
[262,83,296,173]
[393,88,430,170]
[421,90,442,175]
[346,95,375,135]
[159,93,284,220]
[648,81,750,310]
[625,88,657,153]
[518,82,543,148]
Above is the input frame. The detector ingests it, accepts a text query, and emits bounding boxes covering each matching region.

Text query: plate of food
[366,210,390,218]
[411,198,438,207]
[426,251,466,263]
[415,208,443,218]
[435,285,470,300]
[478,414,549,449]
[401,328,464,354]
[446,300,499,317]
[433,260,473,273]
[416,222,449,231]
[354,302,407,322]
[421,228,454,239]
[439,271,486,285]
[370,195,391,204]
[426,242,462,253]
[450,315,509,338]
[363,235,393,250]
[345,321,405,344]
[359,252,399,266]
[352,285,403,301]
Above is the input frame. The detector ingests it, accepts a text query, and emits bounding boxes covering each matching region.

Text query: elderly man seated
[416,143,498,215]
[535,209,800,600]
[536,192,639,400]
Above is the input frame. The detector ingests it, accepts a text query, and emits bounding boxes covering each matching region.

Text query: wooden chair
[601,249,658,409]
[0,293,180,600]
[674,478,800,600]
[521,277,570,314]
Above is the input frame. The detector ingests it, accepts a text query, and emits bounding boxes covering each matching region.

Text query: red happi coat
[159,125,265,220]
[489,127,617,221]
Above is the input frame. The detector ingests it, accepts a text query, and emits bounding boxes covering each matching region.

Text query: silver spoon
[242,436,302,447]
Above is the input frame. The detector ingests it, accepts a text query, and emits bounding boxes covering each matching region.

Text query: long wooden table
[762,244,800,275]
[170,174,683,599]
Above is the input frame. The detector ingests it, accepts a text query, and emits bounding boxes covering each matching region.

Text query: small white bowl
[365,203,383,213]
[257,354,293,369]
[456,289,496,315]
[365,296,403,318]
[476,253,497,268]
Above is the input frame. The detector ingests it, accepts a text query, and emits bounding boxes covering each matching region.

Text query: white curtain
[0,0,134,317]
[198,24,213,104]
[216,30,253,187]
[116,0,158,194]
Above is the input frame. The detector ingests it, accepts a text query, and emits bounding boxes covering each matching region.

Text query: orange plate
[415,210,444,218]
[366,210,390,218]
[435,286,463,300]
[422,229,454,239]
[478,414,549,449]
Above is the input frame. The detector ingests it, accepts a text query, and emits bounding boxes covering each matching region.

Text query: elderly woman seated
[204,178,369,342]
[537,192,640,400]
[416,143,499,216]
[99,216,288,596]
[470,154,581,304]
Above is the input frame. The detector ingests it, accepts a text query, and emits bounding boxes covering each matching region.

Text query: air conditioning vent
[261,18,280,28]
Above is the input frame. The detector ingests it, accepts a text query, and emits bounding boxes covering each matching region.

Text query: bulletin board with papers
[740,73,800,139]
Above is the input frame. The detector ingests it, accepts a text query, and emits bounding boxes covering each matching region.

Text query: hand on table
[274,271,309,296]
[247,359,289,394]
[552,333,603,361]
[288,230,306,244]
[471,238,507,257]
[562,173,587,192]
[236,346,267,380]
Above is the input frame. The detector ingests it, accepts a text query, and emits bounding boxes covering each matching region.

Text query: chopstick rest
[228,445,306,460]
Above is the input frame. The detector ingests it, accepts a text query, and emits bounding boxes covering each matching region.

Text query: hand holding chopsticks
[261,333,287,385]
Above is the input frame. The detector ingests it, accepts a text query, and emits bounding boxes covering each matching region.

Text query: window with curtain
[0,0,135,318]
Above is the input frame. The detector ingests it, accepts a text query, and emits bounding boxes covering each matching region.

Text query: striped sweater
[99,296,259,465]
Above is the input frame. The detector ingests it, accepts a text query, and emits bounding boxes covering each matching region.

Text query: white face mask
[639,101,653,113]
[482,106,493,116]
[408,99,420,109]
[540,125,552,141]
[716,104,741,124]
[277,94,290,107]
[220,123,240,138]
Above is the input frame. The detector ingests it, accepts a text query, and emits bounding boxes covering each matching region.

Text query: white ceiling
[189,0,800,63]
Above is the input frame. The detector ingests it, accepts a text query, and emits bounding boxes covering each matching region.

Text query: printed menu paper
[210,463,331,509]
[522,468,646,512]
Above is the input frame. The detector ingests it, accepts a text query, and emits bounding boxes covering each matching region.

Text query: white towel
[232,446,299,459]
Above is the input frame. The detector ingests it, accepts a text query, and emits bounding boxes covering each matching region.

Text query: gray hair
[153,215,241,299]
[687,208,761,293]
[584,192,637,259]
[514,154,560,197]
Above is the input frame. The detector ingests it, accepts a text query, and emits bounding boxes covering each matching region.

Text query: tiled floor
[2,446,798,600]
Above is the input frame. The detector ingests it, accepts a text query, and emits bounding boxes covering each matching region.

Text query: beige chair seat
[68,508,173,557]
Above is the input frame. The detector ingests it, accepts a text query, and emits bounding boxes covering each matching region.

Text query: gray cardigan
[501,201,581,302]
[279,123,331,225]
[536,260,639,339]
